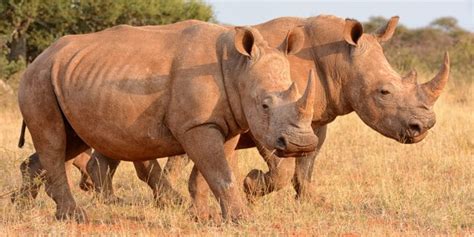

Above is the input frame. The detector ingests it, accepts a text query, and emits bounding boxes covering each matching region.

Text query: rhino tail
[18,120,26,148]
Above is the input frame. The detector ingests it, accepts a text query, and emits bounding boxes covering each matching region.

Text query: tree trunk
[7,34,27,61]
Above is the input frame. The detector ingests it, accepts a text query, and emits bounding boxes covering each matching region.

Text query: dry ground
[0,81,472,235]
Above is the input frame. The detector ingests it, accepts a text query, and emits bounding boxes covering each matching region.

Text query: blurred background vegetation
[0,1,472,90]
[364,16,473,87]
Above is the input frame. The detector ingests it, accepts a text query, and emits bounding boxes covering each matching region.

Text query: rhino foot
[11,191,33,204]
[93,193,124,205]
[243,169,269,203]
[295,189,327,207]
[78,174,94,192]
[188,204,217,222]
[55,207,88,223]
[225,204,250,224]
[154,188,185,208]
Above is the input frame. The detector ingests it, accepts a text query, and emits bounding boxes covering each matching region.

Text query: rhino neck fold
[303,17,354,125]
[219,40,250,134]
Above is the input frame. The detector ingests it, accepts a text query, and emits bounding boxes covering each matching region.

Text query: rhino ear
[282,26,305,55]
[234,26,258,58]
[375,16,399,42]
[343,19,363,46]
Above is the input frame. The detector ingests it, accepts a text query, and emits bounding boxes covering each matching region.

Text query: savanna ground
[0,76,472,235]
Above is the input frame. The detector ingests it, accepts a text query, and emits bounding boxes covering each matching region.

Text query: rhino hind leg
[163,155,190,185]
[11,153,45,204]
[19,77,90,222]
[133,160,185,207]
[86,151,122,204]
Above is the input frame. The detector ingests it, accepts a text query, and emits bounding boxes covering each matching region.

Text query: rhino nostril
[408,122,422,137]
[276,136,287,150]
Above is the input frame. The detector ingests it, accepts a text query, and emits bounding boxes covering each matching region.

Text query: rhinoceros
[17,21,319,222]
[159,15,450,216]
[16,15,450,220]
[237,15,450,201]
[191,15,450,216]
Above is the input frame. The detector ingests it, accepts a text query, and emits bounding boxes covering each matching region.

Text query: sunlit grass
[0,83,472,235]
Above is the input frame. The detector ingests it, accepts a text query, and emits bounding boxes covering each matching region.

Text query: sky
[207,0,474,31]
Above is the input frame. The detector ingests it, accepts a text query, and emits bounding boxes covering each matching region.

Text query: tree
[430,17,460,32]
[0,0,40,61]
[0,0,214,63]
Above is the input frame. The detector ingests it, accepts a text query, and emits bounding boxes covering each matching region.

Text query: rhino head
[233,26,318,156]
[342,17,450,143]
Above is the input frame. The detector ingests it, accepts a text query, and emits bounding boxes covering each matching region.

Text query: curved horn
[421,52,450,105]
[297,70,316,117]
[403,69,417,84]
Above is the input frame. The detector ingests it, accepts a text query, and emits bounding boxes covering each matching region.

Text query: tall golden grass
[0,80,472,235]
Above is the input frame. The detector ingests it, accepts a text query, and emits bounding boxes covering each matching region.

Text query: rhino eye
[262,104,269,110]
[380,89,391,95]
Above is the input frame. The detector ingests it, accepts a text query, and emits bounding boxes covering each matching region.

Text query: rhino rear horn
[283,82,299,100]
[297,70,316,117]
[403,69,417,84]
[421,52,450,105]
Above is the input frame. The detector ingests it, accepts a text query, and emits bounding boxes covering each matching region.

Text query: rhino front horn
[421,52,450,105]
[297,69,316,117]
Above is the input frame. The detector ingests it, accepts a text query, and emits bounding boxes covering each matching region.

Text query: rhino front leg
[292,125,327,199]
[180,126,246,222]
[86,151,121,204]
[72,150,94,191]
[243,142,295,202]
[188,152,239,220]
[133,160,184,207]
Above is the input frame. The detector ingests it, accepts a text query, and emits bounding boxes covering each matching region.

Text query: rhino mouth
[398,131,428,144]
[275,149,312,158]
[272,131,318,157]
[275,141,317,157]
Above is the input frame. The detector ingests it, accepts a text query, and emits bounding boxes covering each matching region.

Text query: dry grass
[0,82,472,235]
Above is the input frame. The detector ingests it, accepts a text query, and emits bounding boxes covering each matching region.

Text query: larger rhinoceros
[240,15,450,199]
[179,15,450,217]
[17,22,318,222]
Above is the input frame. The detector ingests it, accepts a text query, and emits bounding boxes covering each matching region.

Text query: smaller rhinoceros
[17,22,318,222]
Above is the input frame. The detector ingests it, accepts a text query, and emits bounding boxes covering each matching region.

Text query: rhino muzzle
[274,132,318,157]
